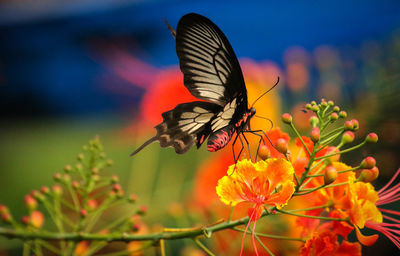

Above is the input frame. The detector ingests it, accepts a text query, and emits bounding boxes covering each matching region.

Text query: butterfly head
[250,107,256,117]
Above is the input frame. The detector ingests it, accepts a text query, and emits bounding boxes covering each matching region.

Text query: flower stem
[314,141,366,160]
[194,238,215,256]
[276,209,346,222]
[289,122,311,157]
[233,227,304,242]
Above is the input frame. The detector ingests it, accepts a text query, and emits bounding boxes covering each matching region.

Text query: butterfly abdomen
[207,125,235,152]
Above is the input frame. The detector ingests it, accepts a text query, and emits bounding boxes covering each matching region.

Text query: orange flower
[344,177,382,229]
[300,225,361,256]
[216,158,295,255]
[361,167,400,249]
[216,158,295,213]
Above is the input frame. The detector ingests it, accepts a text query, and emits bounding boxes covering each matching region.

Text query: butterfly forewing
[176,13,248,108]
[131,13,252,158]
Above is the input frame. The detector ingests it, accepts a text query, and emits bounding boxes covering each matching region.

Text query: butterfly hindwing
[154,101,222,154]
[176,13,247,107]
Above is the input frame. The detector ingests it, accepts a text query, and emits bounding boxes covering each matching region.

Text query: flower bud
[330,112,338,121]
[129,194,138,203]
[40,186,50,194]
[52,185,63,196]
[309,116,319,127]
[333,106,340,112]
[24,195,38,211]
[359,167,379,182]
[137,205,148,215]
[0,205,8,215]
[80,209,88,217]
[281,113,293,124]
[351,119,359,131]
[360,157,376,169]
[75,163,83,171]
[344,121,354,131]
[111,175,119,184]
[64,165,72,173]
[341,131,355,144]
[53,173,62,181]
[21,216,30,225]
[116,189,124,198]
[31,211,44,228]
[1,213,12,223]
[132,223,140,232]
[106,159,113,166]
[339,111,347,118]
[258,145,271,160]
[328,100,334,106]
[311,100,317,106]
[72,181,80,189]
[87,200,98,211]
[310,127,320,143]
[112,184,122,192]
[77,153,84,161]
[91,167,99,175]
[305,103,312,110]
[365,133,378,143]
[31,190,44,201]
[311,105,319,112]
[275,138,288,154]
[324,166,338,185]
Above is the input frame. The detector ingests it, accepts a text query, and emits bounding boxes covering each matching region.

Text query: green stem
[290,122,311,157]
[38,240,61,254]
[314,141,366,160]
[276,209,347,222]
[0,211,268,242]
[194,238,215,256]
[247,226,275,256]
[286,204,331,213]
[320,127,344,141]
[294,185,325,196]
[232,227,304,242]
[307,166,360,177]
[228,206,235,223]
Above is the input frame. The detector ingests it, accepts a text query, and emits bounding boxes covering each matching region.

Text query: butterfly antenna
[130,137,157,156]
[250,76,280,108]
[163,18,176,38]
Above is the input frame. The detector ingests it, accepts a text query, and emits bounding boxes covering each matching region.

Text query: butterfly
[131,13,278,162]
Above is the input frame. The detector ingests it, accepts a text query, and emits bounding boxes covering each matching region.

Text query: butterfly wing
[176,13,248,109]
[131,101,222,155]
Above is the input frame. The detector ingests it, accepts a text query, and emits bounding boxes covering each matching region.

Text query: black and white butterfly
[131,13,278,162]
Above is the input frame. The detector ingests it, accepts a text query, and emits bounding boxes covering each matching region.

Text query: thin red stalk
[240,208,256,256]
[378,168,400,194]
[251,220,259,256]
[379,208,400,216]
[367,221,400,249]
[382,214,400,224]
[378,195,400,205]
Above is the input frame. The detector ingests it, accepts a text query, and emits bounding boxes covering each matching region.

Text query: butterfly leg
[241,130,264,162]
[240,132,253,162]
[230,133,244,175]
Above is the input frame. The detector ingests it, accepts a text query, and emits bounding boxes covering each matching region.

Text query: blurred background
[1,1,400,255]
